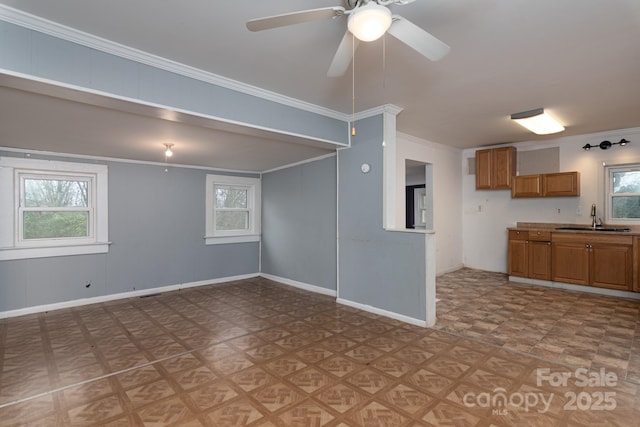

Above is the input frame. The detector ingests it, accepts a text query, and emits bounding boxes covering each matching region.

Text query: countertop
[508,222,640,236]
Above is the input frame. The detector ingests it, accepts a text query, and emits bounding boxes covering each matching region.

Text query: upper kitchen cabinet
[543,172,580,197]
[512,171,580,198]
[511,174,542,198]
[475,147,516,190]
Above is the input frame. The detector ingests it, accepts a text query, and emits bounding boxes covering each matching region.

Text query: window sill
[0,242,111,261]
[205,235,260,245]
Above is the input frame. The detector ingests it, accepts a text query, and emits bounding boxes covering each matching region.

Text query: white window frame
[205,174,260,245]
[17,171,96,246]
[0,157,109,260]
[604,163,640,224]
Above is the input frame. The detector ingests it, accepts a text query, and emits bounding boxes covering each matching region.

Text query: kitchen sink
[555,226,631,232]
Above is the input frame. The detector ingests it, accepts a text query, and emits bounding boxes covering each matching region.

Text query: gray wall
[0,20,348,145]
[261,155,337,291]
[0,151,259,311]
[338,115,427,321]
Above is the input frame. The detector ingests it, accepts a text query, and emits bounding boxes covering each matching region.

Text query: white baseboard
[509,276,640,300]
[336,297,427,327]
[0,273,260,319]
[259,273,337,297]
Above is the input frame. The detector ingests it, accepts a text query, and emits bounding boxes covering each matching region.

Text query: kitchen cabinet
[508,230,528,277]
[508,230,551,280]
[543,172,580,197]
[511,172,580,198]
[476,147,516,190]
[511,175,542,198]
[551,233,633,291]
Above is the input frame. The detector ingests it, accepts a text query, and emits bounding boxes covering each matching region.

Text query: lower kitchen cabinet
[509,228,635,292]
[507,230,551,280]
[507,230,528,277]
[590,244,633,290]
[551,233,633,291]
[529,240,552,280]
[551,241,590,285]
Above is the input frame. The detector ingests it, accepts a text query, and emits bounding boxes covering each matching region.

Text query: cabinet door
[492,147,516,189]
[475,149,492,189]
[511,175,542,198]
[552,242,589,285]
[529,241,551,280]
[543,172,580,197]
[508,239,528,277]
[590,244,633,290]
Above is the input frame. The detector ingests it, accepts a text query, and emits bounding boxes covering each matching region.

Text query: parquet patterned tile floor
[1,269,639,426]
[434,268,640,384]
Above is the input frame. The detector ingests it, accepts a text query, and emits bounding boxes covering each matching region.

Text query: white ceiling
[1,0,640,170]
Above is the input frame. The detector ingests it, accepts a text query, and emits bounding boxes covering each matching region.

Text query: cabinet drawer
[509,230,528,240]
[528,230,551,241]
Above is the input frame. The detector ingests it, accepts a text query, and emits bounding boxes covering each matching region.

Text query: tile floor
[435,268,640,384]
[0,270,638,426]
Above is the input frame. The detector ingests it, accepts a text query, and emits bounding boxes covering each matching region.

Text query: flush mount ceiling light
[348,3,392,42]
[164,143,174,158]
[510,108,565,135]
[582,138,630,151]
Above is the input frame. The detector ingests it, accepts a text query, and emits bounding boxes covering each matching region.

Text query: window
[0,157,109,260]
[205,174,260,244]
[605,164,640,223]
[19,173,93,243]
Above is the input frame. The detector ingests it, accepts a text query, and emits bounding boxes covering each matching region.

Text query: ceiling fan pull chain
[352,32,357,137]
[383,33,386,89]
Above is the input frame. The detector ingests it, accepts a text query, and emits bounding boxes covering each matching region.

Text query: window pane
[612,171,640,194]
[23,211,89,239]
[215,187,247,209]
[24,178,89,207]
[612,196,640,219]
[215,211,249,231]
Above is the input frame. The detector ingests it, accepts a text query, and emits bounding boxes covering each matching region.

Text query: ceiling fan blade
[247,6,345,32]
[387,15,450,61]
[327,30,360,77]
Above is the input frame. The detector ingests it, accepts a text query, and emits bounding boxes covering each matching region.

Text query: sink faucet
[591,204,597,228]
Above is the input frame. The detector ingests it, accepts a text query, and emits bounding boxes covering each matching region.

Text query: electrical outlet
[557,208,561,214]
[576,205,582,215]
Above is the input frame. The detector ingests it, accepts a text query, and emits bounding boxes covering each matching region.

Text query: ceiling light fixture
[348,3,392,42]
[510,108,565,135]
[164,143,174,158]
[582,139,630,151]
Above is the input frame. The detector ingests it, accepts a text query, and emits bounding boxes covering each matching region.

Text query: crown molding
[261,152,337,174]
[352,104,404,121]
[0,146,261,176]
[0,5,351,123]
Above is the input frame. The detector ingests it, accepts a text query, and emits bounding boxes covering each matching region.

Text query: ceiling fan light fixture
[510,108,565,135]
[348,3,392,42]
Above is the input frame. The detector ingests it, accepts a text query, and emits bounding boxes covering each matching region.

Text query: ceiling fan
[246,0,450,77]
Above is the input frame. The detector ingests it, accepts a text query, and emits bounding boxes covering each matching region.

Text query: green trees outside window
[21,177,91,240]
